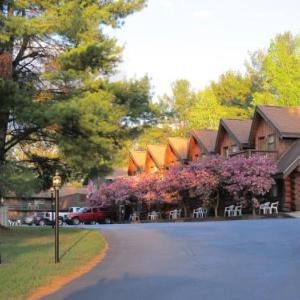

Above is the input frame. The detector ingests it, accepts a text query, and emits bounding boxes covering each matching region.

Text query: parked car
[65,207,117,225]
[61,207,83,221]
[33,212,53,226]
[22,214,36,226]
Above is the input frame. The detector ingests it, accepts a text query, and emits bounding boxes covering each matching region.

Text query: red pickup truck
[65,207,117,225]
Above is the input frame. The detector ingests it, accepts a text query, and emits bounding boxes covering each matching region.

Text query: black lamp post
[52,172,62,263]
[50,187,55,229]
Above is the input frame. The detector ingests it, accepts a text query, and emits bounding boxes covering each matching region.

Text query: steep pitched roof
[168,137,189,161]
[254,106,300,138]
[147,144,167,168]
[129,150,146,171]
[191,129,217,153]
[216,119,252,152]
[277,139,300,178]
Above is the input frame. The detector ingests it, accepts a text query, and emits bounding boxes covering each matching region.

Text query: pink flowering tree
[161,163,218,217]
[87,177,135,207]
[133,173,162,204]
[222,154,277,214]
[189,156,224,216]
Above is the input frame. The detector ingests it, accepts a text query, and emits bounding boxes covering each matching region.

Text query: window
[223,147,229,158]
[152,166,158,173]
[267,134,276,151]
[231,145,239,153]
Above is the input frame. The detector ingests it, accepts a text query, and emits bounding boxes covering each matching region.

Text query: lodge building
[188,129,217,161]
[164,137,189,169]
[128,105,300,212]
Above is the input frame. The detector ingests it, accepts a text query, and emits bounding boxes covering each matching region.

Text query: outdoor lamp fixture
[0,197,4,206]
[52,172,62,263]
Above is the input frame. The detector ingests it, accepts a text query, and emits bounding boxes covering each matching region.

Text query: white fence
[0,206,8,227]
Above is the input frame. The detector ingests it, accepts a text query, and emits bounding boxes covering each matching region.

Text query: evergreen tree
[0,0,153,188]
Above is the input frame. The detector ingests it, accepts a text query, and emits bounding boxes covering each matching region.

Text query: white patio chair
[269,202,279,214]
[130,212,139,222]
[172,209,179,219]
[149,211,158,220]
[234,205,242,216]
[176,209,182,219]
[224,205,235,217]
[259,202,270,215]
[192,208,202,218]
[169,210,174,219]
[201,208,208,218]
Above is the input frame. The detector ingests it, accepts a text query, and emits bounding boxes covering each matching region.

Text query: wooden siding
[145,152,159,174]
[282,167,300,211]
[128,157,139,176]
[217,128,240,158]
[188,136,204,161]
[253,114,296,158]
[165,144,180,168]
[253,115,276,150]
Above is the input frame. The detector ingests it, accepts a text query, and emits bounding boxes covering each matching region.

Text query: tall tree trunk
[0,112,9,163]
[0,52,13,163]
[214,192,220,217]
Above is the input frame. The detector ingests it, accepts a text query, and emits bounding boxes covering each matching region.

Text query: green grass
[0,227,106,300]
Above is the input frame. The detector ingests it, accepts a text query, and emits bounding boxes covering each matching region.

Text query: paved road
[44,219,300,300]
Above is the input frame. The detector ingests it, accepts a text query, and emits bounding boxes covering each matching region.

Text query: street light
[52,172,62,263]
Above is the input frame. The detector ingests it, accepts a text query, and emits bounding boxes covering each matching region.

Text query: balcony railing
[230,150,278,161]
[6,201,52,211]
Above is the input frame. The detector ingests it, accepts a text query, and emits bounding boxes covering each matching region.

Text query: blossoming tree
[222,154,277,214]
[161,163,218,216]
[189,156,224,216]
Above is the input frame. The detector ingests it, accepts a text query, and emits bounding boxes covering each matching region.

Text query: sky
[105,0,300,98]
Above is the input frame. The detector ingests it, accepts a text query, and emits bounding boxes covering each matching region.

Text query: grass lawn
[0,227,106,300]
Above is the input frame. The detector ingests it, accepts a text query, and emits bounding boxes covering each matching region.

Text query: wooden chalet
[145,144,167,174]
[164,137,189,169]
[215,119,252,158]
[188,129,217,161]
[128,150,146,176]
[248,105,300,211]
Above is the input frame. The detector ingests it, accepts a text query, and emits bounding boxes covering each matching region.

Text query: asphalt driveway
[43,219,300,300]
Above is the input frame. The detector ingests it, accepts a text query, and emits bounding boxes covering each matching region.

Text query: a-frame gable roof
[167,137,189,161]
[190,129,217,154]
[129,150,146,171]
[250,106,300,142]
[215,119,252,151]
[146,144,167,169]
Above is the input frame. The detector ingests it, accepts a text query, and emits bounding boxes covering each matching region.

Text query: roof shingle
[129,150,146,170]
[191,129,217,153]
[257,106,300,137]
[147,144,167,168]
[221,119,252,144]
[277,139,300,177]
[168,137,189,161]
